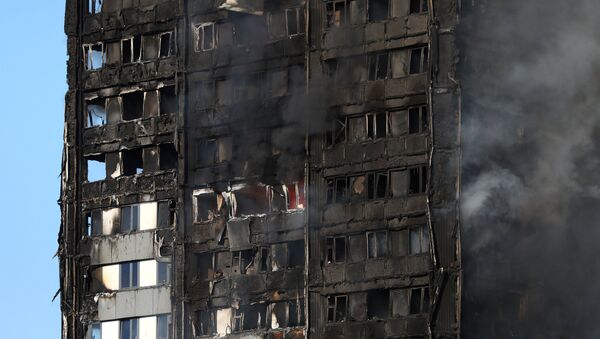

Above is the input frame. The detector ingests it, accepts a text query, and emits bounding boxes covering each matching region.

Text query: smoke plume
[459,1,600,337]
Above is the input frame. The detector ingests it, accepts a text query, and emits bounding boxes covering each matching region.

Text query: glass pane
[368,233,376,258]
[409,228,420,255]
[131,205,139,230]
[91,323,101,339]
[377,232,388,256]
[120,319,130,339]
[120,263,130,288]
[121,206,131,231]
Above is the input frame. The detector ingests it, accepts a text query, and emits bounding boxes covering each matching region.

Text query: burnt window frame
[121,36,142,64]
[366,112,388,140]
[325,236,347,264]
[327,294,348,322]
[366,230,389,259]
[195,309,216,336]
[232,249,254,275]
[409,46,429,75]
[368,0,390,22]
[194,22,217,52]
[409,225,430,256]
[408,165,428,195]
[325,117,347,147]
[327,170,389,204]
[368,51,390,81]
[409,286,430,314]
[285,7,305,36]
[88,0,103,15]
[158,31,175,59]
[85,97,107,128]
[408,105,429,134]
[410,0,429,14]
[325,0,349,28]
[83,43,105,71]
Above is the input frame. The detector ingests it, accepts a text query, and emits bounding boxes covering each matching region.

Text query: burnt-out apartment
[59,0,461,338]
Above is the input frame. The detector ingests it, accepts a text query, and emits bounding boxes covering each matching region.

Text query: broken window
[325,118,346,146]
[286,180,305,209]
[369,0,389,21]
[196,252,213,280]
[194,23,216,51]
[121,205,140,232]
[143,91,159,117]
[142,35,160,60]
[327,295,348,322]
[157,200,175,229]
[122,36,142,64]
[367,231,388,259]
[326,236,346,264]
[367,290,390,319]
[121,91,144,121]
[409,225,430,255]
[120,318,139,339]
[288,240,305,268]
[391,49,410,78]
[195,310,215,336]
[286,7,305,36]
[390,169,407,197]
[86,98,107,127]
[348,116,367,143]
[409,46,429,74]
[156,314,172,339]
[368,52,389,80]
[388,109,408,136]
[234,304,267,332]
[409,287,430,314]
[232,250,254,275]
[159,144,178,170]
[289,299,305,326]
[367,172,388,199]
[88,0,102,14]
[408,165,427,194]
[408,105,428,134]
[235,186,270,216]
[194,192,221,222]
[366,112,387,139]
[410,0,428,14]
[84,43,104,70]
[159,32,175,58]
[326,1,348,28]
[90,323,101,339]
[122,148,144,176]
[86,210,102,236]
[159,86,178,114]
[259,247,270,272]
[120,262,139,289]
[87,154,106,182]
[157,262,171,285]
[348,175,367,200]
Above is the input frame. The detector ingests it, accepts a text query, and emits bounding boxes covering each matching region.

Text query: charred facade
[59,1,461,339]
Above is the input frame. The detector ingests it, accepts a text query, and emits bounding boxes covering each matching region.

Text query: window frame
[409,286,430,314]
[325,0,349,28]
[408,105,429,134]
[410,0,429,15]
[367,230,389,259]
[120,204,140,232]
[408,165,428,195]
[325,236,347,264]
[158,31,175,59]
[119,318,139,339]
[368,0,390,22]
[194,23,217,52]
[83,43,105,71]
[285,7,304,36]
[408,225,430,256]
[409,46,429,75]
[327,295,348,322]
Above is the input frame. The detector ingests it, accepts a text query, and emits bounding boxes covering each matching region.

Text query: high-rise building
[59,0,462,338]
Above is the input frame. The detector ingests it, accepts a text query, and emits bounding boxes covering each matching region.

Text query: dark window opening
[409,225,430,255]
[157,262,171,285]
[286,8,304,36]
[366,112,387,139]
[122,92,144,121]
[195,193,220,222]
[232,250,254,275]
[409,165,427,194]
[86,98,107,127]
[88,0,102,14]
[288,240,305,268]
[159,144,177,170]
[367,231,388,259]
[368,290,390,319]
[122,148,143,176]
[196,252,213,280]
[368,52,389,80]
[195,310,215,336]
[120,318,139,339]
[326,1,348,28]
[367,172,388,199]
[327,295,348,322]
[122,36,142,64]
[410,0,428,14]
[410,287,430,314]
[409,106,428,134]
[369,0,389,21]
[235,186,270,216]
[120,262,139,289]
[121,205,140,232]
[86,210,102,236]
[84,43,104,70]
[326,236,346,264]
[159,86,178,114]
[234,304,267,332]
[409,47,429,74]
[159,32,174,58]
[87,154,106,182]
[288,299,305,326]
[259,247,270,272]
[156,314,172,339]
[325,118,346,146]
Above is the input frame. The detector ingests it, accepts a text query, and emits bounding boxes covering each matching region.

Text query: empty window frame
[327,171,388,203]
[197,137,233,165]
[326,236,346,264]
[409,287,430,314]
[90,323,101,339]
[88,0,102,14]
[157,261,171,285]
[259,247,270,272]
[120,318,139,339]
[410,0,428,14]
[195,23,216,52]
[122,36,142,64]
[286,7,305,36]
[159,144,178,170]
[367,231,388,259]
[409,225,430,255]
[367,290,390,319]
[86,97,107,127]
[195,310,215,336]
[325,0,348,28]
[326,177,347,203]
[327,295,348,322]
[409,46,429,74]
[120,262,139,289]
[368,52,389,80]
[232,250,254,275]
[121,148,144,176]
[157,314,172,339]
[159,86,178,114]
[325,118,347,146]
[366,112,387,140]
[159,32,175,58]
[367,172,388,199]
[121,91,144,121]
[87,154,106,182]
[84,43,104,70]
[121,204,140,232]
[408,165,428,194]
[233,304,267,332]
[409,105,428,134]
[369,0,389,22]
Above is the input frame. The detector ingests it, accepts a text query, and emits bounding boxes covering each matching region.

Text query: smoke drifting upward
[458,1,600,338]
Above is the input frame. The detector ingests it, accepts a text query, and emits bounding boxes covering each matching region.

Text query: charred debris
[59,0,461,338]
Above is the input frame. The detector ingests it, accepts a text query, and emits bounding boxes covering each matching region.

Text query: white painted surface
[216,308,232,335]
[139,316,157,339]
[101,320,119,339]
[139,202,157,230]
[139,260,157,287]
[102,264,120,290]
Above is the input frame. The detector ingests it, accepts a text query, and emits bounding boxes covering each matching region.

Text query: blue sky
[0,2,65,338]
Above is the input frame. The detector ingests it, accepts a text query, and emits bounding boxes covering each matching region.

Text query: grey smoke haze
[459,0,600,337]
